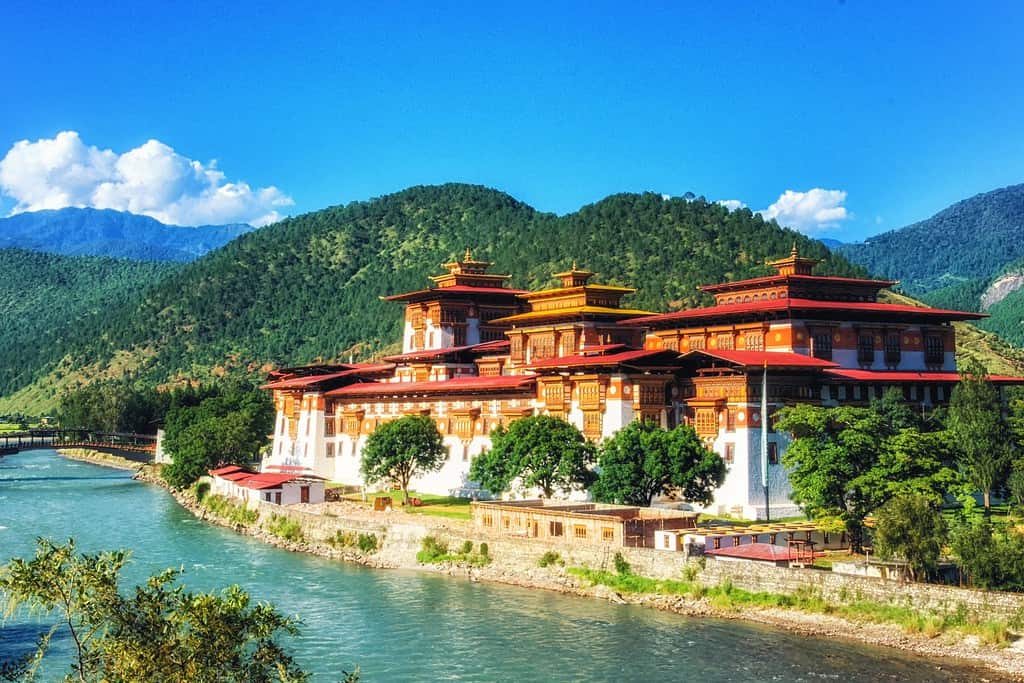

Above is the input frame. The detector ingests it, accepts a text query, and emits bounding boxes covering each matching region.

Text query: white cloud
[757,188,849,235]
[0,131,293,227]
[717,199,746,211]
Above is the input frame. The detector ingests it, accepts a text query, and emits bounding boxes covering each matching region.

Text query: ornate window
[602,527,615,542]
[744,332,764,351]
[716,333,734,350]
[811,332,833,360]
[925,336,943,365]
[574,525,588,539]
[885,334,901,365]
[857,334,875,365]
[688,336,706,351]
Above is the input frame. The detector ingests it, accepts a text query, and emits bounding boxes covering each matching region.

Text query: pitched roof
[524,349,680,369]
[326,374,537,398]
[680,349,839,369]
[705,543,812,562]
[260,364,394,390]
[382,285,528,301]
[209,465,246,476]
[824,369,1024,384]
[490,305,655,325]
[623,297,986,326]
[699,273,897,293]
[383,340,510,363]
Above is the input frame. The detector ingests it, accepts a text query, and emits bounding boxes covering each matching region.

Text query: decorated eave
[260,363,395,391]
[489,305,654,326]
[524,349,683,371]
[382,340,510,363]
[678,349,839,370]
[380,284,528,302]
[824,369,1024,384]
[620,298,987,330]
[324,374,537,399]
[698,273,898,294]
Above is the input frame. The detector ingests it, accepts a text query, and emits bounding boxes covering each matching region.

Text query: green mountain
[837,183,1024,296]
[0,184,861,412]
[837,184,1024,345]
[0,249,180,408]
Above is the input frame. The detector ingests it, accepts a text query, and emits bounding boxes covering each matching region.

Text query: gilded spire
[464,247,473,262]
[791,242,799,257]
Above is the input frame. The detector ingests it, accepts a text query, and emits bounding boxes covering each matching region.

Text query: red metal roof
[699,273,897,293]
[681,350,839,368]
[524,349,679,369]
[382,285,528,301]
[326,374,537,397]
[221,471,257,482]
[824,369,1024,384]
[623,297,986,326]
[209,465,245,476]
[261,364,394,390]
[238,473,299,490]
[706,543,812,562]
[383,340,510,363]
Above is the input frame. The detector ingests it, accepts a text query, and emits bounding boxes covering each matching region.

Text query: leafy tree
[872,494,947,582]
[0,538,317,683]
[775,394,958,552]
[946,360,1012,513]
[360,414,446,505]
[1010,459,1024,511]
[162,384,274,489]
[469,415,596,498]
[591,420,725,506]
[950,519,1024,591]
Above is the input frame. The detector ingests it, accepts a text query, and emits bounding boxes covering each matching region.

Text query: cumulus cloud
[0,131,293,226]
[757,188,849,234]
[717,199,746,212]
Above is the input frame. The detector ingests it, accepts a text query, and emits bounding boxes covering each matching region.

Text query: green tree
[469,415,596,498]
[872,494,947,582]
[946,360,1012,514]
[1009,459,1024,511]
[162,384,274,489]
[950,519,1024,591]
[0,538,316,683]
[591,421,725,506]
[775,397,957,552]
[360,414,446,505]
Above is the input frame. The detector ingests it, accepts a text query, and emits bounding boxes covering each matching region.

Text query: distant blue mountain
[819,238,844,249]
[0,207,254,261]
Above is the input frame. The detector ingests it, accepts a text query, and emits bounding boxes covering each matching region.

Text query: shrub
[538,551,562,568]
[417,536,450,564]
[357,533,379,553]
[265,515,304,542]
[327,531,358,548]
[479,543,489,557]
[460,540,474,555]
[682,562,700,582]
[613,552,631,576]
[192,481,210,502]
[201,494,258,526]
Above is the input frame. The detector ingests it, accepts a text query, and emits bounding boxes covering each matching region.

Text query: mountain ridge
[0,207,254,261]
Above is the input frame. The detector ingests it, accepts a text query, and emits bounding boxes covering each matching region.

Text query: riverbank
[71,451,1024,680]
[57,447,147,471]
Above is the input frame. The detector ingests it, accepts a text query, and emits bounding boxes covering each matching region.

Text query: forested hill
[837,183,1024,346]
[0,249,180,404]
[837,184,1024,295]
[0,207,253,261]
[0,184,862,412]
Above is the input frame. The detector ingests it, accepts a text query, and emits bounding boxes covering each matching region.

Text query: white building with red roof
[260,248,1023,518]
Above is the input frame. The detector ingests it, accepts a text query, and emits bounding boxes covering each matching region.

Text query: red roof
[624,297,986,326]
[382,285,528,301]
[825,369,1024,384]
[383,340,510,363]
[209,465,245,476]
[238,473,299,490]
[524,349,679,369]
[261,364,394,390]
[326,374,537,397]
[699,273,897,293]
[221,471,257,482]
[706,543,813,562]
[681,350,839,368]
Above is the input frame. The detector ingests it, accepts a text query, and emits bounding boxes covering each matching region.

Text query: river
[0,450,1003,681]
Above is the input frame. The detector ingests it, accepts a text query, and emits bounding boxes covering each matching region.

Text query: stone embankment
[69,452,1024,680]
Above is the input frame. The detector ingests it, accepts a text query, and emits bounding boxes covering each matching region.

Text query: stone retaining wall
[702,558,1024,621]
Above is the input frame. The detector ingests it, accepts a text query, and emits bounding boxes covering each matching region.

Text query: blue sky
[1,1,1022,239]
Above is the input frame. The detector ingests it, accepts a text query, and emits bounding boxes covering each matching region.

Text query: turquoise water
[0,450,1004,682]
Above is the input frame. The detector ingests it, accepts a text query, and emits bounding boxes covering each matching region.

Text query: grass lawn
[0,423,33,434]
[338,488,473,520]
[697,513,808,527]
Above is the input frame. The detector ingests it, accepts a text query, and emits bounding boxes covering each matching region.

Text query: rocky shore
[68,452,1024,680]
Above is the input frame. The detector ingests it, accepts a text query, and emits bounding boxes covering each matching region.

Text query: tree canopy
[0,538,322,683]
[469,415,596,498]
[774,388,958,551]
[872,494,947,582]
[591,421,725,506]
[360,414,447,505]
